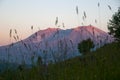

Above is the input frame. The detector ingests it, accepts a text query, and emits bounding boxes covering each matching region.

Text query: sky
[0,0,119,46]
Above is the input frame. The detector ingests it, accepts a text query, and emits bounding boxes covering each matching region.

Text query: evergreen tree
[108,7,120,41]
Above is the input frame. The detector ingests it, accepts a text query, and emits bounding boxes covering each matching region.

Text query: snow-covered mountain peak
[0,25,114,64]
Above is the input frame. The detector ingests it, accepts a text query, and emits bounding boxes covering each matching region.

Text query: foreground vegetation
[0,42,120,80]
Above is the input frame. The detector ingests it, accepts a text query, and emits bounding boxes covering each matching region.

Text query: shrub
[78,38,94,55]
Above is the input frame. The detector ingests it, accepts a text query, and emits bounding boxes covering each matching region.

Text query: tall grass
[0,42,120,80]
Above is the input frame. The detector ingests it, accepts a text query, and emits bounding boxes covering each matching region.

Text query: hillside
[0,42,120,80]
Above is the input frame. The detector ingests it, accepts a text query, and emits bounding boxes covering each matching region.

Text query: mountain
[0,25,114,65]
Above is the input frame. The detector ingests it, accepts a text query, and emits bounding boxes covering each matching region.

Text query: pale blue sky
[0,0,119,46]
